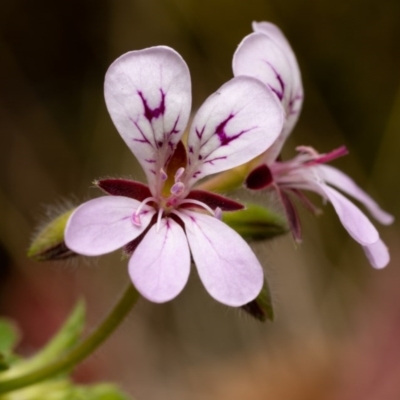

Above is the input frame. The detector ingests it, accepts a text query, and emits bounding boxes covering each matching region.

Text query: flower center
[132,167,220,229]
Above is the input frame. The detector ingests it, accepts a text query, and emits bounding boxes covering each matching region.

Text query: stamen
[214,207,222,220]
[296,145,319,158]
[156,208,163,232]
[309,145,348,165]
[178,199,216,217]
[132,214,142,226]
[160,168,168,181]
[174,167,185,182]
[171,182,185,196]
[132,196,157,226]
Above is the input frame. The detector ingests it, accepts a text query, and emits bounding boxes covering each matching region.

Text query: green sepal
[241,279,274,322]
[27,210,75,261]
[222,203,287,241]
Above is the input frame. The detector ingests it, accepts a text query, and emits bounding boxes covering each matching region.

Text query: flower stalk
[0,284,139,395]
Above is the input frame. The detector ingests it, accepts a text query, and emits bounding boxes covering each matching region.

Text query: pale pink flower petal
[128,217,190,303]
[233,33,293,112]
[104,46,192,193]
[65,196,155,256]
[186,76,284,185]
[363,239,390,269]
[252,21,290,46]
[233,26,303,162]
[318,165,394,225]
[177,211,264,307]
[314,183,379,246]
[252,21,302,93]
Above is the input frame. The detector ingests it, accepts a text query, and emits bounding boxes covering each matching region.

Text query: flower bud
[28,210,75,261]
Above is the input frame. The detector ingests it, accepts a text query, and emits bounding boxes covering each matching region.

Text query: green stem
[0,284,140,395]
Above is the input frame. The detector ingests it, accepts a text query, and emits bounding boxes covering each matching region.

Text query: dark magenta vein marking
[215,114,254,146]
[194,113,256,166]
[264,61,285,101]
[137,89,166,122]
[130,118,153,147]
[215,114,235,144]
[203,156,227,165]
[192,170,201,178]
[288,92,303,115]
[167,115,180,138]
[196,126,205,139]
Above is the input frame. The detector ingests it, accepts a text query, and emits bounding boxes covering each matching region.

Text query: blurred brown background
[0,0,399,399]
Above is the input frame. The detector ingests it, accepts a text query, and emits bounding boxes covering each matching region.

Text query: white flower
[65,46,284,305]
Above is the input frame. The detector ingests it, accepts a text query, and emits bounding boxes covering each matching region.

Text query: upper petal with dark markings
[186,76,284,186]
[104,46,192,194]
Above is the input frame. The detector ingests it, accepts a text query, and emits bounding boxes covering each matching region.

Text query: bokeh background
[0,0,400,398]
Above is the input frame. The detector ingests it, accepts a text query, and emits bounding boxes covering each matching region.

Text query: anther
[156,209,163,232]
[132,214,142,226]
[174,167,185,183]
[160,168,168,181]
[171,182,185,196]
[132,196,157,226]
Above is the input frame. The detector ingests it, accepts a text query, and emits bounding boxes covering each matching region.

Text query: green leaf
[0,305,134,399]
[28,210,75,261]
[223,203,287,241]
[1,301,86,379]
[0,319,20,371]
[26,301,86,371]
[0,319,19,356]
